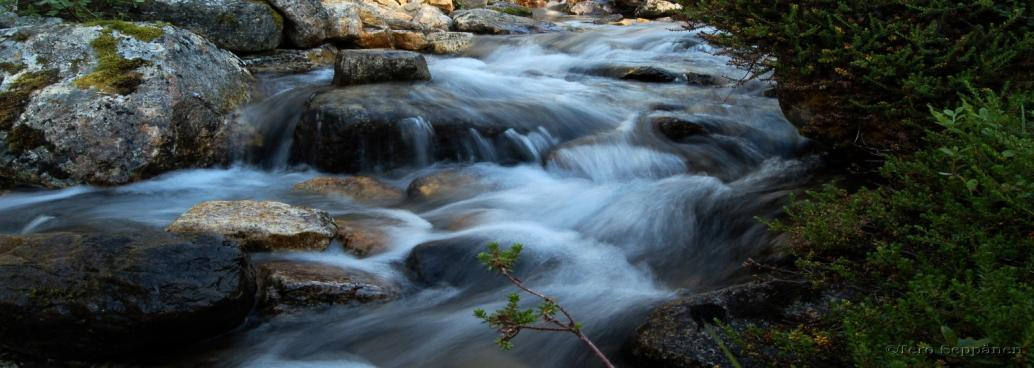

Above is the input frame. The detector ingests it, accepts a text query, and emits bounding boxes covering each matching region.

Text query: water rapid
[0,19,814,367]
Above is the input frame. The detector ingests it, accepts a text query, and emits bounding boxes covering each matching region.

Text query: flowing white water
[0,20,814,367]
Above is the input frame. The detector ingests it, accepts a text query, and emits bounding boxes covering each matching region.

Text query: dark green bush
[1,0,143,20]
[761,93,1034,367]
[683,1,1034,152]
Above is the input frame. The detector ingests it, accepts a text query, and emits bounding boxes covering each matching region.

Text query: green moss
[0,69,59,131]
[248,0,284,28]
[7,123,52,154]
[74,30,148,95]
[11,32,29,42]
[499,6,532,17]
[84,20,164,42]
[217,12,239,26]
[0,62,25,74]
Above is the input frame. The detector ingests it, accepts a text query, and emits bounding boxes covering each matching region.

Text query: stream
[0,19,814,367]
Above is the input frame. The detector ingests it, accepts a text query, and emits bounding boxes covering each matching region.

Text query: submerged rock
[0,232,256,360]
[451,9,557,34]
[629,281,818,368]
[0,21,253,188]
[293,176,405,206]
[259,260,399,314]
[569,0,613,16]
[242,45,338,74]
[166,200,337,252]
[333,49,431,86]
[137,0,284,53]
[335,217,395,256]
[406,169,484,202]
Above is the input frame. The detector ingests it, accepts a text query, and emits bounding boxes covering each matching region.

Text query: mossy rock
[0,69,60,131]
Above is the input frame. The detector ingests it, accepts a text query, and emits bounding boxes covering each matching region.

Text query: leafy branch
[473,243,615,368]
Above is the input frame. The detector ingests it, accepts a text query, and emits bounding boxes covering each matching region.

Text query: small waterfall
[399,117,436,167]
[468,128,499,162]
[503,127,558,163]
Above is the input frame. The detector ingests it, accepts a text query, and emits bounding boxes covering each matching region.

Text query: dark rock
[137,0,284,53]
[405,236,550,289]
[629,281,816,368]
[652,116,710,142]
[451,9,558,34]
[333,49,431,86]
[0,232,256,360]
[406,169,486,202]
[576,65,682,83]
[241,45,337,74]
[592,14,623,24]
[259,260,398,314]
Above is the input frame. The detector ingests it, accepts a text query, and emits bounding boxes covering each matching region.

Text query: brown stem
[500,268,617,368]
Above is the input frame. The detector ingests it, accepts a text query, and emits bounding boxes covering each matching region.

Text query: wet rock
[592,14,623,24]
[0,232,256,360]
[335,217,395,256]
[0,22,253,188]
[426,31,474,54]
[0,10,14,29]
[166,200,337,252]
[333,49,431,86]
[451,9,557,34]
[405,236,551,289]
[633,0,681,19]
[392,29,430,51]
[268,0,330,48]
[410,4,454,31]
[259,260,399,314]
[578,65,682,83]
[294,176,405,206]
[629,281,816,368]
[652,116,710,142]
[242,45,337,74]
[406,169,484,202]
[137,0,284,53]
[569,1,613,16]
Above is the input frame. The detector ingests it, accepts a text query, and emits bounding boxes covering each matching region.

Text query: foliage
[474,243,615,368]
[498,6,532,17]
[755,93,1034,367]
[682,0,1034,152]
[2,0,143,20]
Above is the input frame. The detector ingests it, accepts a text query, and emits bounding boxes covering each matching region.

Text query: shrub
[759,92,1034,367]
[682,1,1034,152]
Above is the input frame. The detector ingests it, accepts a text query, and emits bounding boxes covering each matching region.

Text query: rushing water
[0,19,814,367]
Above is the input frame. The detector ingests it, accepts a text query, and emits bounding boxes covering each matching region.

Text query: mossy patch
[83,20,164,42]
[7,124,52,154]
[0,69,60,131]
[74,30,149,95]
[0,62,25,74]
[499,6,532,17]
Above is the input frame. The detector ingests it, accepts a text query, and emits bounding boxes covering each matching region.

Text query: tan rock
[259,260,399,314]
[426,31,474,54]
[294,176,405,206]
[410,4,453,31]
[406,170,484,202]
[357,27,395,48]
[334,217,398,256]
[166,200,337,252]
[392,30,429,51]
[426,0,454,13]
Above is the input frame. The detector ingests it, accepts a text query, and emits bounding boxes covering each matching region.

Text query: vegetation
[0,69,59,130]
[2,0,143,20]
[498,6,533,17]
[474,243,615,368]
[74,22,164,95]
[683,1,1034,153]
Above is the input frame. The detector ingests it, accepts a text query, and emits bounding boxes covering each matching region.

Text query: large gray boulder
[268,0,330,48]
[137,0,284,53]
[0,21,253,188]
[333,49,431,85]
[0,232,256,360]
[167,200,338,252]
[451,8,557,34]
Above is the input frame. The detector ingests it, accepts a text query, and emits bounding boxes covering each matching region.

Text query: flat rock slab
[451,9,558,34]
[259,260,399,314]
[0,232,256,360]
[294,176,405,206]
[166,200,337,252]
[333,49,431,86]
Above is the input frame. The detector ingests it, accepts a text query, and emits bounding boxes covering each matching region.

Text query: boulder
[356,27,396,48]
[425,0,455,13]
[592,14,623,24]
[334,217,396,256]
[137,0,284,53]
[406,169,484,202]
[242,45,337,74]
[333,49,431,86]
[293,176,405,206]
[259,260,398,314]
[426,31,474,54]
[0,232,256,360]
[633,0,681,19]
[576,65,683,83]
[0,21,253,188]
[405,236,550,290]
[450,9,557,34]
[166,200,337,252]
[268,0,331,48]
[568,1,612,16]
[392,29,430,51]
[629,281,819,368]
[410,4,453,31]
